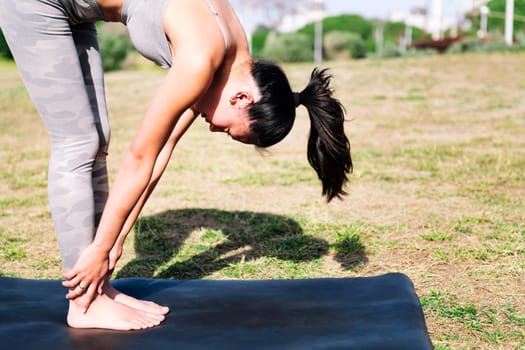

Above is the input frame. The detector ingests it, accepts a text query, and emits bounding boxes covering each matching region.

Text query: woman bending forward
[0,0,352,330]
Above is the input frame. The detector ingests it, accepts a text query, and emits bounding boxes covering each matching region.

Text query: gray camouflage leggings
[0,0,111,271]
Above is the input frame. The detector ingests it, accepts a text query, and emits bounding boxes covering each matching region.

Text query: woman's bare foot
[101,275,169,315]
[67,292,165,330]
[104,283,170,315]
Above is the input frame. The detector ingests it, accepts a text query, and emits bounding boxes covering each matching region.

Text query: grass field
[1,52,524,349]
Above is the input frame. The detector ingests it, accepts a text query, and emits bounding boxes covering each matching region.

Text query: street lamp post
[432,0,443,40]
[479,5,489,39]
[505,0,515,46]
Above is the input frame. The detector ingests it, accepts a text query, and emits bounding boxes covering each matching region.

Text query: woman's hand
[62,243,110,312]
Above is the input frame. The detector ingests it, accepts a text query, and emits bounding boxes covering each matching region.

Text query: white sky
[234,0,477,33]
[323,0,466,19]
[230,0,482,31]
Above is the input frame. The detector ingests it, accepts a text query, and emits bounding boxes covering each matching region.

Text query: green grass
[422,291,525,347]
[1,52,524,349]
[0,195,47,208]
[117,209,338,279]
[0,236,28,261]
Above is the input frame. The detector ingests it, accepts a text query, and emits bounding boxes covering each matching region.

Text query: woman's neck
[96,0,124,22]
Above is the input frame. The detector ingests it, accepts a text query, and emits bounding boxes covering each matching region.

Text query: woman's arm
[62,0,227,308]
[63,53,219,307]
[108,108,198,271]
[93,51,216,247]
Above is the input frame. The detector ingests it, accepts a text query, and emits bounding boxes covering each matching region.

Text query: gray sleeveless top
[121,0,172,68]
[121,0,229,69]
[58,0,228,69]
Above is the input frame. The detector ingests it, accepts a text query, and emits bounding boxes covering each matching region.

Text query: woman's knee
[50,131,107,173]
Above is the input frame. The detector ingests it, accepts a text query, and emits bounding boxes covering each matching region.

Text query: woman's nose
[209,124,227,133]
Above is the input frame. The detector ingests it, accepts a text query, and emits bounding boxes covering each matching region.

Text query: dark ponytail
[296,68,352,201]
[249,61,352,202]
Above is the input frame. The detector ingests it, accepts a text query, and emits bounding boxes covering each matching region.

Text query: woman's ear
[229,91,254,107]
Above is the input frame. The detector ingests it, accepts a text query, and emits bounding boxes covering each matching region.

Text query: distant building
[390,0,490,39]
[275,0,491,38]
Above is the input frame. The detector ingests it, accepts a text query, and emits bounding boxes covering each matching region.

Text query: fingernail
[82,309,87,314]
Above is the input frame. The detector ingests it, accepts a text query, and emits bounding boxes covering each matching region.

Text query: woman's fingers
[64,283,97,313]
[62,273,95,302]
[61,272,78,287]
[62,274,84,289]
[65,281,90,299]
[78,284,98,312]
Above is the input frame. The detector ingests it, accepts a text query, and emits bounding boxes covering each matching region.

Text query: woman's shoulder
[163,0,248,60]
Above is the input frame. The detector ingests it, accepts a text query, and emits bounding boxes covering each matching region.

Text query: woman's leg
[0,2,107,271]
[0,0,164,329]
[73,19,169,315]
[47,21,111,272]
[71,22,111,233]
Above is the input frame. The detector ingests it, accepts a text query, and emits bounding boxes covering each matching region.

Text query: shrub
[447,37,483,54]
[474,39,512,53]
[251,27,270,58]
[516,32,525,49]
[447,32,518,54]
[0,28,13,60]
[260,32,313,63]
[0,25,133,67]
[466,0,525,35]
[402,48,439,57]
[324,31,366,59]
[299,15,373,42]
[97,27,133,71]
[379,42,402,58]
[487,0,525,33]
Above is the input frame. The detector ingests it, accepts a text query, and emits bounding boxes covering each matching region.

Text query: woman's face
[194,90,254,144]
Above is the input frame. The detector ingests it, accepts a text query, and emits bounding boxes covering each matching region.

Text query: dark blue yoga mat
[0,273,432,350]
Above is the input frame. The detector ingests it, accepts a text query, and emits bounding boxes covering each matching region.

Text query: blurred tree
[251,25,271,58]
[96,23,134,71]
[299,14,374,41]
[260,32,313,62]
[323,31,366,59]
[487,0,525,32]
[467,0,525,34]
[299,14,374,56]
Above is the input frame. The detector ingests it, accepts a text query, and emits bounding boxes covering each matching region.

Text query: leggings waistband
[57,0,105,24]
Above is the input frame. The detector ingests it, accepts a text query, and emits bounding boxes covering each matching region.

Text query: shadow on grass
[116,208,367,280]
[331,232,369,271]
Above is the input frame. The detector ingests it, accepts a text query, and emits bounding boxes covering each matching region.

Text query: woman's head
[196,59,352,201]
[248,60,296,148]
[247,60,353,202]
[193,60,260,144]
[203,60,296,146]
